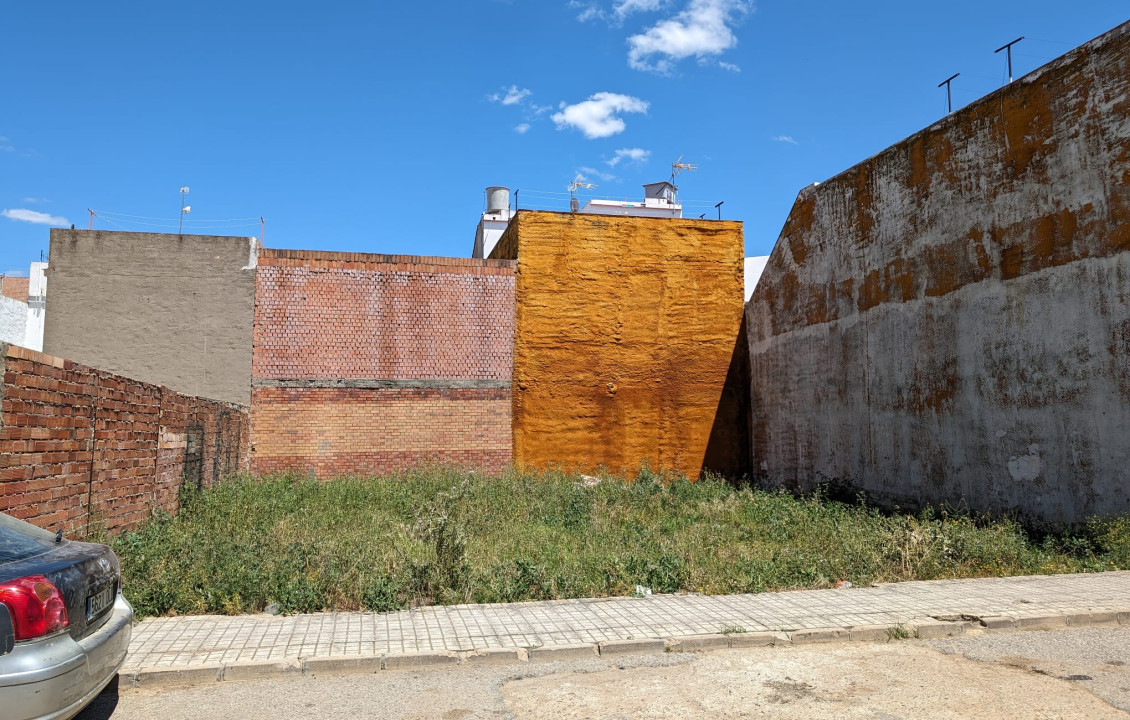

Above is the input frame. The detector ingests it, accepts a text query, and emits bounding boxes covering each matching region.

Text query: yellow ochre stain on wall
[491,211,745,478]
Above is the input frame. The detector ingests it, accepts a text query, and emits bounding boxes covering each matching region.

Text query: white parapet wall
[0,294,28,347]
[24,262,47,351]
[744,256,769,301]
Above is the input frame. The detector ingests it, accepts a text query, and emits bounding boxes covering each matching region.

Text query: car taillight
[0,575,69,641]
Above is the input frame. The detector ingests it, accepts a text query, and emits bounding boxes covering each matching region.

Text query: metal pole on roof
[994,37,1024,83]
[715,201,724,220]
[938,73,960,114]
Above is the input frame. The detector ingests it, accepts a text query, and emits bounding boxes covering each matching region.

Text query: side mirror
[0,603,13,656]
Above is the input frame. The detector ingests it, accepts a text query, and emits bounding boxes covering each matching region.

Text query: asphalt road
[77,627,1130,719]
[929,625,1130,713]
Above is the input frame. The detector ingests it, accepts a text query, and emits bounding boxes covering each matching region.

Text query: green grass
[111,468,1130,618]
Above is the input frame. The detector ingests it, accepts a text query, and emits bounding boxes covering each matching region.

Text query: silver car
[0,513,133,720]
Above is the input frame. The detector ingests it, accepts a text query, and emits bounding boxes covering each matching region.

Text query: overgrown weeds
[112,468,1130,617]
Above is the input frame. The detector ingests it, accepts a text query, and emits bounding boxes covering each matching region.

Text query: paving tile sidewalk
[124,571,1130,672]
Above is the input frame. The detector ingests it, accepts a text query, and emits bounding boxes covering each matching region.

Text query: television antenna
[670,155,698,185]
[569,174,597,212]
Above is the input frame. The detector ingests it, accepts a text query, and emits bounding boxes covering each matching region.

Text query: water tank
[486,186,510,214]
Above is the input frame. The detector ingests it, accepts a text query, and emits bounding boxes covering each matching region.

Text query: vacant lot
[112,469,1130,617]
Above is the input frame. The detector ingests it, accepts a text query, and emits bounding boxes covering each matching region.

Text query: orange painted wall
[491,211,745,477]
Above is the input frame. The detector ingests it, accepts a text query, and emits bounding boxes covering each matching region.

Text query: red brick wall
[1,276,29,302]
[0,343,249,536]
[251,250,515,477]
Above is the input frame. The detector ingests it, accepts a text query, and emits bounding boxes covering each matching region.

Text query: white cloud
[627,0,751,73]
[515,123,531,134]
[570,1,605,21]
[502,86,531,105]
[552,92,649,139]
[607,147,651,167]
[1,208,69,226]
[718,61,741,72]
[578,166,618,183]
[614,0,667,18]
[21,197,49,204]
[772,135,798,145]
[572,0,668,23]
[488,85,532,105]
[0,136,13,152]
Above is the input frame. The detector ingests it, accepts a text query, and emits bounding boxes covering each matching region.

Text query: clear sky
[1,2,1126,274]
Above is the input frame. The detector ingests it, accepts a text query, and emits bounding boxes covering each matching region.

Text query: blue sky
[1,2,1126,274]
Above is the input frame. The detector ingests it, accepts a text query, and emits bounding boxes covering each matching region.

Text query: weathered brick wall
[251,250,515,476]
[747,21,1130,526]
[0,344,249,535]
[490,212,747,479]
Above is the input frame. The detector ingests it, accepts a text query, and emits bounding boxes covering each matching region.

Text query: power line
[92,209,260,222]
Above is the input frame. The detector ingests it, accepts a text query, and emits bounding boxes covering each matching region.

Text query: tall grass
[112,469,1130,617]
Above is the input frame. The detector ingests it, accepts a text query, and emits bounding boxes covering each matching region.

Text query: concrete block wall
[747,21,1130,526]
[0,343,249,536]
[44,230,258,406]
[251,250,515,476]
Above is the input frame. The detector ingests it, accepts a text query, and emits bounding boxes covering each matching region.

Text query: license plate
[86,585,114,621]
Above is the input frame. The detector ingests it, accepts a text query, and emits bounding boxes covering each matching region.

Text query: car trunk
[39,543,121,641]
[0,518,121,643]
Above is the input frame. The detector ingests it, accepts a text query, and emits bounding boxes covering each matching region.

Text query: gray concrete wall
[44,230,258,405]
[747,21,1130,526]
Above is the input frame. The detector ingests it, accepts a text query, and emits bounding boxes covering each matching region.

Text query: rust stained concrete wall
[491,211,746,478]
[747,21,1130,526]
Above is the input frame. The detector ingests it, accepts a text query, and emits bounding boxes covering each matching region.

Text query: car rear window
[0,514,58,564]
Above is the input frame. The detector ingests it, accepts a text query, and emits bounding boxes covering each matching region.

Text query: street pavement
[68,571,1130,718]
[123,571,1130,675]
[79,626,1130,719]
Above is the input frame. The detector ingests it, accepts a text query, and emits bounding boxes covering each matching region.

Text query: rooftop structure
[0,263,48,351]
[472,186,515,259]
[578,181,682,219]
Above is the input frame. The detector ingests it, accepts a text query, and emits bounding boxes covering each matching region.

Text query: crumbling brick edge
[119,608,1130,691]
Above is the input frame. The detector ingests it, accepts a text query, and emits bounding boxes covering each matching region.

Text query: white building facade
[0,262,48,351]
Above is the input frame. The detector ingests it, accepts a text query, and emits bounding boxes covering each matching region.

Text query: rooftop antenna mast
[994,37,1024,83]
[670,155,698,202]
[568,174,596,212]
[938,73,960,115]
[178,186,191,234]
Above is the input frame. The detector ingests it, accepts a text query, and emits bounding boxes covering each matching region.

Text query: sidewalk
[122,571,1130,685]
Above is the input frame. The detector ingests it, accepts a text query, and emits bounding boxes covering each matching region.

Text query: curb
[119,608,1130,691]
